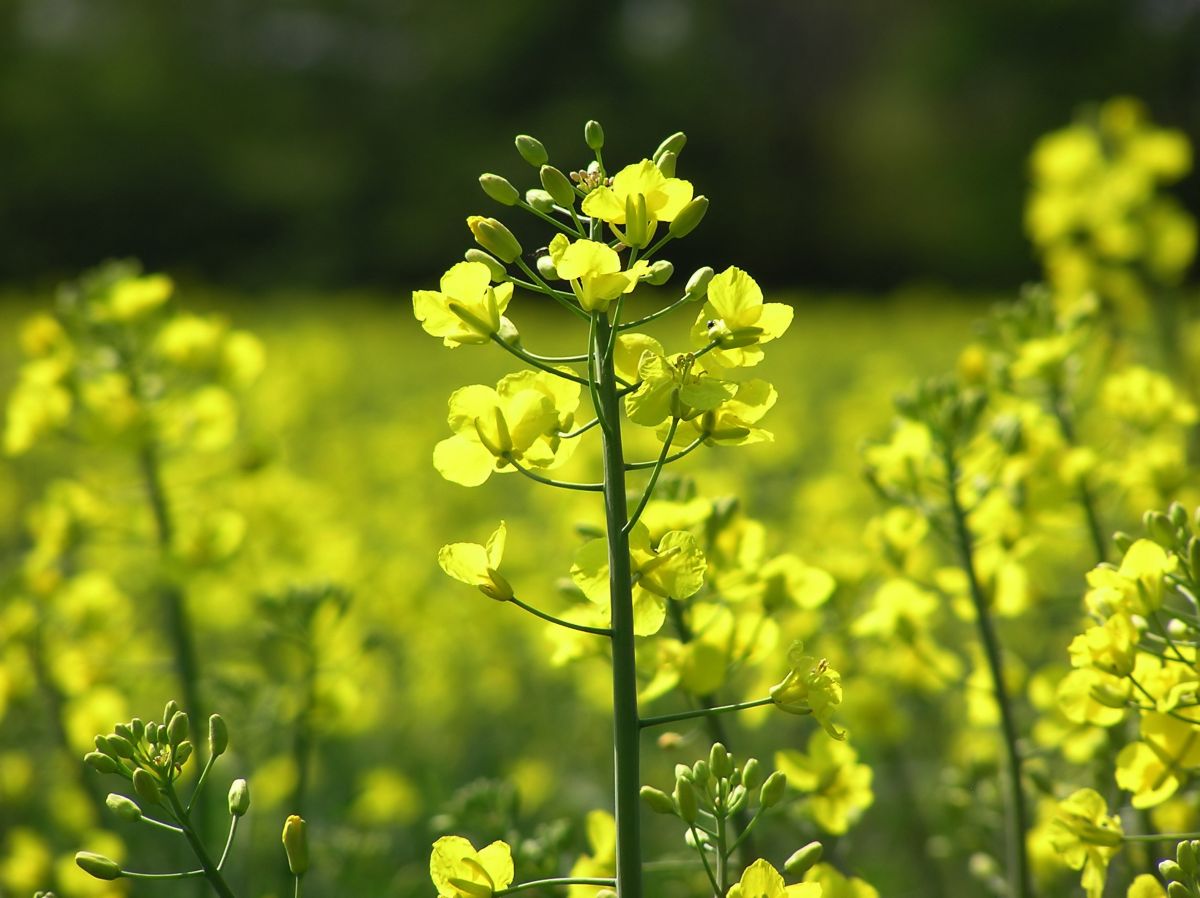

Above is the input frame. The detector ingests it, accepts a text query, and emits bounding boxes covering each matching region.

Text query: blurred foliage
[0,0,1198,290]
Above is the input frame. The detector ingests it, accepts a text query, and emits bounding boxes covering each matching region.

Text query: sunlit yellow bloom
[546,235,648,312]
[776,734,873,835]
[94,273,174,322]
[430,835,514,898]
[624,348,734,427]
[803,863,878,898]
[1047,788,1123,898]
[1068,613,1138,677]
[1056,668,1128,728]
[438,522,513,601]
[414,261,515,348]
[1084,539,1177,616]
[770,641,845,739]
[1116,711,1200,808]
[673,379,777,447]
[1127,873,1167,898]
[726,858,820,898]
[581,159,694,226]
[691,267,793,369]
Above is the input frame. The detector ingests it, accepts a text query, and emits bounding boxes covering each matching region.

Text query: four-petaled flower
[726,858,821,898]
[1047,788,1123,898]
[413,261,514,348]
[547,235,649,312]
[770,641,845,739]
[691,266,793,369]
[438,521,513,601]
[430,835,515,898]
[581,159,694,231]
[624,341,735,428]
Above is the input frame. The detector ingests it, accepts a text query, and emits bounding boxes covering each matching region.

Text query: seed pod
[674,781,698,824]
[657,150,678,178]
[669,196,709,238]
[515,135,548,167]
[229,778,251,816]
[784,842,823,876]
[479,174,519,207]
[709,743,732,779]
[741,758,762,791]
[760,771,787,808]
[640,786,676,815]
[106,793,142,822]
[539,166,575,208]
[282,815,309,875]
[132,768,161,806]
[75,852,122,881]
[209,714,229,758]
[167,711,189,747]
[584,120,604,150]
[84,751,119,774]
[653,132,687,165]
[467,216,522,264]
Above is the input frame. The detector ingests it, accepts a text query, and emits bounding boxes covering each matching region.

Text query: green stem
[625,435,704,471]
[714,800,728,894]
[490,334,588,386]
[639,697,774,729]
[620,294,693,331]
[218,817,239,870]
[623,418,680,534]
[140,815,186,835]
[509,596,613,637]
[595,312,644,898]
[124,869,206,880]
[943,445,1032,898]
[642,231,673,261]
[188,754,217,814]
[1125,832,1200,842]
[514,258,589,321]
[688,825,722,898]
[561,417,602,439]
[495,878,616,896]
[517,199,584,237]
[163,785,236,898]
[1048,387,1108,564]
[505,456,604,492]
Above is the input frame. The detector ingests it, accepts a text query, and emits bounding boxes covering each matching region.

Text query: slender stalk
[714,798,728,894]
[619,294,693,331]
[140,815,187,835]
[490,335,588,386]
[514,258,589,321]
[1048,386,1107,564]
[124,869,206,880]
[625,435,704,471]
[218,817,239,869]
[943,446,1032,898]
[495,878,616,896]
[561,417,602,439]
[688,825,722,898]
[1125,832,1200,842]
[517,199,584,237]
[595,311,644,898]
[510,596,613,637]
[624,418,680,534]
[506,457,604,492]
[639,697,774,729]
[163,785,237,898]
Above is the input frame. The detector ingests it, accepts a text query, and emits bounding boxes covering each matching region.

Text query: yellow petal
[433,436,496,487]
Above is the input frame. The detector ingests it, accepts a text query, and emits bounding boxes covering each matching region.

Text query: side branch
[510,596,613,637]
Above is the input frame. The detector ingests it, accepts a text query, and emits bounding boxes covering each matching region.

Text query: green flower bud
[75,852,122,881]
[1145,511,1176,547]
[515,134,548,167]
[691,759,710,785]
[144,721,160,744]
[674,781,698,824]
[740,758,762,791]
[709,743,732,778]
[536,254,558,280]
[784,842,824,876]
[684,267,714,300]
[282,814,309,875]
[496,317,521,348]
[726,784,747,814]
[1169,502,1189,530]
[1113,531,1136,554]
[175,741,193,765]
[229,778,251,816]
[1180,840,1199,878]
[163,700,180,725]
[657,150,678,178]
[539,165,576,208]
[644,260,673,286]
[623,193,650,248]
[130,718,145,741]
[1188,538,1200,582]
[464,248,508,282]
[167,711,189,747]
[114,723,133,741]
[209,714,229,758]
[1168,882,1190,898]
[669,196,709,238]
[525,188,555,214]
[653,131,687,165]
[759,770,787,808]
[106,793,142,822]
[132,768,161,806]
[584,120,604,150]
[84,751,119,774]
[104,734,135,759]
[640,785,676,815]
[467,216,522,264]
[479,174,519,206]
[478,568,514,602]
[1160,859,1184,883]
[156,724,168,745]
[674,763,693,783]
[93,735,117,758]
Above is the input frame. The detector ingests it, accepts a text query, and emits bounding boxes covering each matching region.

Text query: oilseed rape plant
[417,121,849,898]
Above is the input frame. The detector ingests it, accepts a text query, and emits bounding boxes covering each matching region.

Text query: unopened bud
[467,216,522,264]
[1113,531,1136,554]
[175,741,193,765]
[686,266,715,299]
[1179,840,1198,878]
[669,196,709,238]
[75,852,122,881]
[784,842,823,876]
[163,700,180,725]
[167,711,189,747]
[640,786,676,815]
[674,781,698,823]
[536,254,558,280]
[1169,502,1189,530]
[726,784,747,814]
[104,734,135,759]
[1145,511,1176,547]
[84,751,119,774]
[540,165,576,208]
[691,759,710,785]
[228,778,251,816]
[130,718,145,741]
[525,189,555,214]
[653,132,687,165]
[657,150,678,178]
[209,714,229,758]
[584,120,605,150]
[478,570,514,602]
[740,758,762,791]
[106,793,142,822]
[156,724,168,745]
[282,814,309,875]
[515,135,548,167]
[1160,859,1184,883]
[1168,882,1190,898]
[760,771,787,808]
[464,249,508,282]
[709,743,732,778]
[644,260,673,286]
[479,174,519,206]
[132,768,161,806]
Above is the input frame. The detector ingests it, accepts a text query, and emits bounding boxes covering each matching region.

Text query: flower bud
[674,763,693,783]
[740,758,762,791]
[726,784,747,814]
[209,714,229,758]
[539,165,576,208]
[228,778,251,816]
[130,718,145,741]
[496,317,520,348]
[464,248,508,282]
[85,751,119,774]
[175,741,193,765]
[75,852,122,881]
[144,721,160,744]
[525,189,555,214]
[653,131,687,165]
[674,781,698,824]
[104,734,135,759]
[167,711,189,747]
[114,723,133,741]
[1112,531,1135,554]
[623,193,650,248]
[784,842,823,876]
[709,743,732,778]
[1160,859,1184,883]
[106,793,142,822]
[515,135,548,167]
[685,267,714,300]
[691,759,710,785]
[1169,501,1189,530]
[163,700,181,725]
[1179,839,1198,878]
[479,174,519,206]
[156,724,169,745]
[1188,538,1200,583]
[584,120,604,150]
[467,216,522,264]
[1168,882,1190,898]
[657,150,678,178]
[760,770,787,808]
[640,785,676,815]
[282,814,309,875]
[536,254,558,280]
[645,260,673,286]
[669,196,709,238]
[132,768,161,806]
[1145,511,1176,547]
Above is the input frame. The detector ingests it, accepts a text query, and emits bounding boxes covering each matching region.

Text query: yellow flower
[726,858,821,898]
[438,522,513,601]
[567,811,615,898]
[413,261,515,347]
[690,266,793,369]
[803,863,878,898]
[1047,788,1123,898]
[581,159,694,227]
[624,348,734,427]
[546,235,649,312]
[1116,711,1200,808]
[776,734,873,835]
[430,836,514,898]
[1067,613,1138,677]
[770,641,845,739]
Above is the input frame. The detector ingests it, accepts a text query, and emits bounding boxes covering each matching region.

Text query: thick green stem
[943,447,1032,898]
[595,313,644,898]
